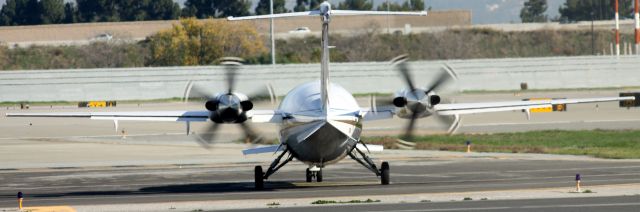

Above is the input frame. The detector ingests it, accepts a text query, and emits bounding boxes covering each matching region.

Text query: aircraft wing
[5,111,211,122]
[6,109,284,123]
[247,110,284,124]
[360,108,395,121]
[434,96,634,115]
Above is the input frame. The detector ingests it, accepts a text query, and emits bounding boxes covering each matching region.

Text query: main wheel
[380,161,390,185]
[316,169,323,182]
[306,168,312,182]
[254,166,264,190]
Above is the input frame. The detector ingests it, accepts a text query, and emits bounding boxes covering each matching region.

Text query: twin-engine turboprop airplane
[6,1,635,189]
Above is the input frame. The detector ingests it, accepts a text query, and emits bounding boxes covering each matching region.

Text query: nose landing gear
[306,166,323,182]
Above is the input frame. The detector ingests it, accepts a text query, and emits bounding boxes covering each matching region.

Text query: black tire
[380,161,390,185]
[255,166,264,190]
[306,168,312,182]
[316,169,323,182]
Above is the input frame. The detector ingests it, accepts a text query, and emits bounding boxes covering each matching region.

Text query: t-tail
[227,1,427,115]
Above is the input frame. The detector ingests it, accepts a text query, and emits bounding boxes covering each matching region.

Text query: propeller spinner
[388,55,460,141]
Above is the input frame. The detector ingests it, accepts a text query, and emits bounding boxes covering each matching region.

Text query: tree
[0,0,39,25]
[38,0,65,24]
[256,0,288,15]
[520,0,548,23]
[338,0,373,10]
[76,0,120,22]
[182,0,216,18]
[63,2,78,23]
[294,0,321,12]
[218,0,251,17]
[147,0,181,20]
[0,0,18,25]
[148,18,266,66]
[118,0,150,21]
[402,0,424,11]
[376,2,403,11]
[376,0,423,11]
[559,0,633,22]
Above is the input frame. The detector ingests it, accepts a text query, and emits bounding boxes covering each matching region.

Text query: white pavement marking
[366,202,640,212]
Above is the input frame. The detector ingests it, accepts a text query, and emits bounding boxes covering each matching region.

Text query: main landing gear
[254,148,293,190]
[348,144,390,185]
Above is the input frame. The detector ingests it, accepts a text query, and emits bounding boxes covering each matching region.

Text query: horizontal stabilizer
[356,144,383,152]
[228,10,425,21]
[242,144,284,155]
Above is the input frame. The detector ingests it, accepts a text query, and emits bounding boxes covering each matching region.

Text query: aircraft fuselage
[278,81,362,167]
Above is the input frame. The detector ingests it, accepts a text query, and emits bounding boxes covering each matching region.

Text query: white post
[186,121,190,135]
[270,0,275,65]
[615,0,620,57]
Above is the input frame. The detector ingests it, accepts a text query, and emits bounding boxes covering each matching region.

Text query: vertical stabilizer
[320,2,331,115]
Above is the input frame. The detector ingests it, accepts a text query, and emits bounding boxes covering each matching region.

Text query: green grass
[365,130,640,159]
[311,199,380,205]
[460,86,640,94]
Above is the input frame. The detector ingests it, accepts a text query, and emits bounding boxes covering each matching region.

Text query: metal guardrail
[0,55,638,102]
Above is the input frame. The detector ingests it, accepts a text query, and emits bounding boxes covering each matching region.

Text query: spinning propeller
[386,55,461,141]
[183,57,276,149]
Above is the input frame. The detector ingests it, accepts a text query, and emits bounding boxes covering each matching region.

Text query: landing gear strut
[305,167,323,182]
[254,148,293,190]
[348,144,390,185]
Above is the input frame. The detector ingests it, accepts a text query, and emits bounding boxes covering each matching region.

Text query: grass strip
[311,199,381,205]
[364,130,640,159]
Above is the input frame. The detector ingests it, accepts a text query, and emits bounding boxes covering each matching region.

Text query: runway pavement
[1,90,639,211]
[0,150,639,210]
[231,196,640,212]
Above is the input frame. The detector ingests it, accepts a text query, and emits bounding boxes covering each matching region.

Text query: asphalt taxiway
[0,148,639,211]
[0,90,639,211]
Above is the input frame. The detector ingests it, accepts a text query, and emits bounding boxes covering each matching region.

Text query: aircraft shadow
[26,181,324,198]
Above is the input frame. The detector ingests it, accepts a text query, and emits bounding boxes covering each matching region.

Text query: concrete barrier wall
[0,55,639,102]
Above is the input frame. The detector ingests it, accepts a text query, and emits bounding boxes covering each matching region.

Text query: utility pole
[270,0,275,65]
[635,0,639,54]
[591,1,595,55]
[386,0,390,34]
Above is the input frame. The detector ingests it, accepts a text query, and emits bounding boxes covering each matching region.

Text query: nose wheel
[380,161,390,185]
[254,166,264,189]
[306,167,323,182]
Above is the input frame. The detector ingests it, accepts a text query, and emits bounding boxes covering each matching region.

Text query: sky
[0,0,566,24]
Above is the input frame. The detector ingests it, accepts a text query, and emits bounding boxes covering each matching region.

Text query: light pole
[387,0,390,34]
[270,0,275,65]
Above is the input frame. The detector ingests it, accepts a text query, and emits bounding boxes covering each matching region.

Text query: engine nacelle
[205,94,253,123]
[393,97,407,107]
[205,100,218,111]
[392,90,441,119]
[240,100,253,111]
[429,95,441,106]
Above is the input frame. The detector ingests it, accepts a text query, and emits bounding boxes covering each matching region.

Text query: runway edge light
[575,174,581,192]
[17,191,23,210]
[465,140,471,153]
